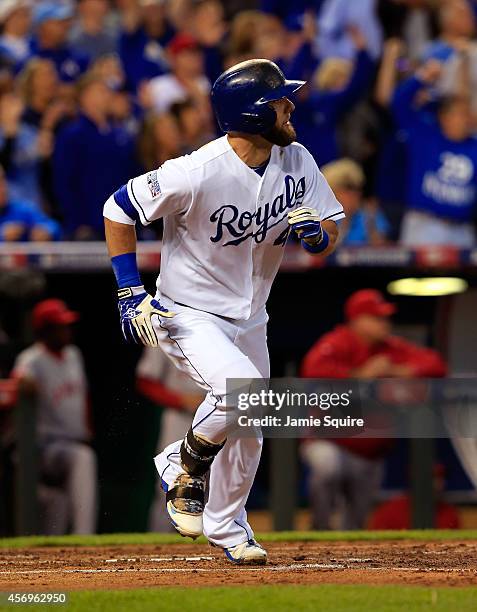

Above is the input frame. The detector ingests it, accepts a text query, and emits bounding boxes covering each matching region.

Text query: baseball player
[12,299,96,535]
[103,59,345,564]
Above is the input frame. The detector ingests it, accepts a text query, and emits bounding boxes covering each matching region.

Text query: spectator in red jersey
[301,288,447,530]
[369,464,460,530]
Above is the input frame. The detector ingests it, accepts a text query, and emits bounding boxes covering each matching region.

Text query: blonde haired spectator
[0,58,71,212]
[252,14,286,62]
[16,57,75,119]
[226,10,266,65]
[0,0,32,71]
[322,158,390,246]
[314,58,353,92]
[323,157,365,190]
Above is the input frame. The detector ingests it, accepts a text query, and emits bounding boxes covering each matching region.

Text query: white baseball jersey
[104,135,345,320]
[13,343,89,444]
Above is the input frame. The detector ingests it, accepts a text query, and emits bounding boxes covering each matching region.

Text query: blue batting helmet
[211,59,306,135]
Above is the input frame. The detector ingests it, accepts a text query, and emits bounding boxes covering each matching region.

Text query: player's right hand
[117,286,174,347]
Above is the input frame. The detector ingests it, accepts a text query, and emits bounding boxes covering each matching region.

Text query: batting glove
[118,286,174,347]
[288,207,323,245]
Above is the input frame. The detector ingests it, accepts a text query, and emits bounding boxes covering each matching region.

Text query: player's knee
[226,362,267,408]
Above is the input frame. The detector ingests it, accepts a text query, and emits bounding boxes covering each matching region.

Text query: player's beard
[262,120,297,147]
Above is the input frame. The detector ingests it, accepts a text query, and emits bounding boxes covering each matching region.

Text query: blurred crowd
[0,0,477,245]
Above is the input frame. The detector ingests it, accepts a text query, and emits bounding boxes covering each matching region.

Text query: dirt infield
[1,540,476,590]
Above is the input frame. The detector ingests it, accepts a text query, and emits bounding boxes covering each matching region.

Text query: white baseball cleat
[164,473,205,539]
[223,539,268,565]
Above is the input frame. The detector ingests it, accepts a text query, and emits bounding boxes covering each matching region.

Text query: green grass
[1,586,476,612]
[1,529,477,549]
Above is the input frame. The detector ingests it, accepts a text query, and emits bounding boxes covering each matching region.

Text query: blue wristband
[111,252,141,288]
[301,230,329,254]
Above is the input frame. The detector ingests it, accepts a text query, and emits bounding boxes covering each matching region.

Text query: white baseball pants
[152,295,269,547]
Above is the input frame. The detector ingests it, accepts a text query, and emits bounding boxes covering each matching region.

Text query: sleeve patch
[147,171,162,198]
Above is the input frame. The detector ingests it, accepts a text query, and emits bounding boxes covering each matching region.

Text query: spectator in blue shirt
[69,0,118,62]
[260,0,321,22]
[273,11,320,83]
[372,36,413,241]
[316,0,383,61]
[419,0,477,110]
[392,59,477,247]
[188,0,226,86]
[294,26,375,166]
[29,2,90,83]
[119,0,174,92]
[0,58,72,213]
[91,55,141,137]
[322,158,390,246]
[422,1,475,66]
[0,0,32,75]
[53,73,138,239]
[0,164,60,241]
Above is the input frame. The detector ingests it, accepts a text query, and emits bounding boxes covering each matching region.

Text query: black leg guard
[180,428,226,477]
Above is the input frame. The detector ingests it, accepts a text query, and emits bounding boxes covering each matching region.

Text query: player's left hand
[288,207,323,245]
[118,286,175,347]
